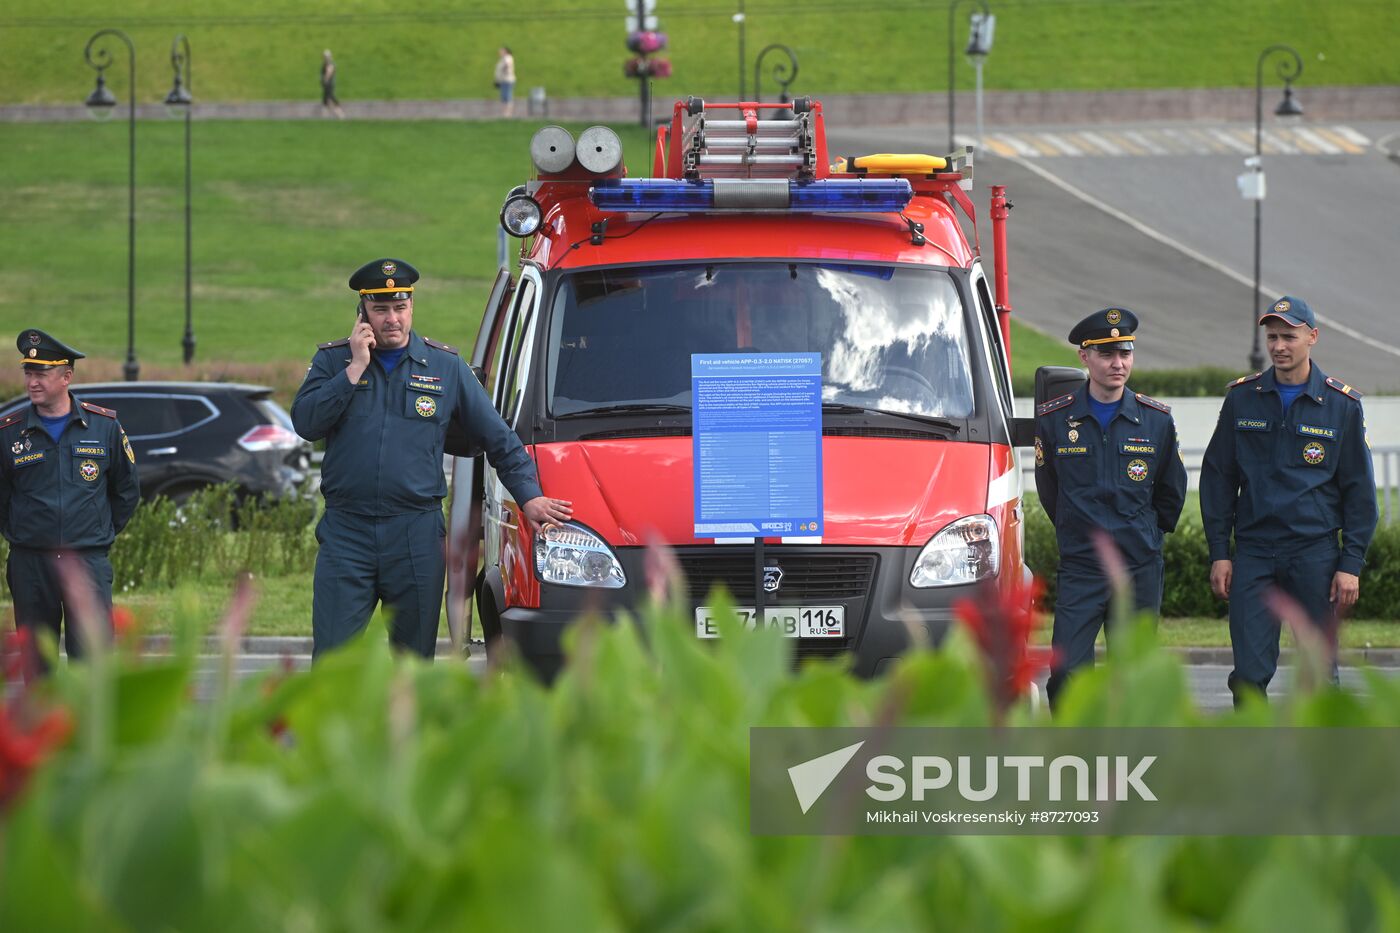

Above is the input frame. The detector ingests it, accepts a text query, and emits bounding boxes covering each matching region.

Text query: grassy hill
[0,118,1076,399]
[3,0,1396,105]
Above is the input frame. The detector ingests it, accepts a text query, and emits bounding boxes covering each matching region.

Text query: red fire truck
[447,97,1038,680]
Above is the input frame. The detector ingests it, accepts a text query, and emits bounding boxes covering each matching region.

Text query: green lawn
[4,576,1395,645]
[0,118,1078,402]
[0,119,650,395]
[5,1,1396,104]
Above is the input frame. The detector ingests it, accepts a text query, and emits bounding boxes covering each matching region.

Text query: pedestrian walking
[494,46,516,117]
[0,330,140,671]
[1200,296,1377,706]
[1034,307,1187,710]
[321,49,344,118]
[291,258,572,659]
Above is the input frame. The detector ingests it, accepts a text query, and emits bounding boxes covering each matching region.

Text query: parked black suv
[0,382,312,504]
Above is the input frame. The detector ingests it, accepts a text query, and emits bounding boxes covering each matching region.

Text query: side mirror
[1035,365,1086,409]
[470,364,487,386]
[1010,366,1086,447]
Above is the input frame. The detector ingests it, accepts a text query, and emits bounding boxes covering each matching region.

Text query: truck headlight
[534,522,627,589]
[910,514,1000,588]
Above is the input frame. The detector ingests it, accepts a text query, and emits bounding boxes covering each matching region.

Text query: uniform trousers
[1228,537,1340,701]
[312,508,447,659]
[1046,555,1164,709]
[7,546,114,669]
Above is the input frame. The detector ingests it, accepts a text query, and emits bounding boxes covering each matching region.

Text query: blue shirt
[1088,396,1121,432]
[38,412,70,443]
[374,347,407,373]
[1277,381,1305,413]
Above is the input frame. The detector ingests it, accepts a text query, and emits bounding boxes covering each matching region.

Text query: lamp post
[948,0,990,153]
[753,44,798,114]
[965,12,995,154]
[1246,45,1304,372]
[83,28,139,381]
[734,0,747,99]
[165,34,196,365]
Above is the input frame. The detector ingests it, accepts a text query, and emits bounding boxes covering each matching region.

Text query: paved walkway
[4,85,1398,126]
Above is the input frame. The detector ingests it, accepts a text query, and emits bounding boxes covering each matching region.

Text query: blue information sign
[692,353,824,539]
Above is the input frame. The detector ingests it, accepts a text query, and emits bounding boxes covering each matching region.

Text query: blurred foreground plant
[3,560,1400,930]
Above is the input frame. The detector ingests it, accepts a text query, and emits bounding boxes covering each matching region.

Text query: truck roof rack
[659,96,831,180]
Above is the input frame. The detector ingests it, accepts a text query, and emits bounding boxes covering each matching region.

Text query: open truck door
[444,267,515,649]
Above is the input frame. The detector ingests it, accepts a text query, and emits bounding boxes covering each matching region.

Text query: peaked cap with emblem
[349,258,419,302]
[1258,295,1316,329]
[1068,307,1138,349]
[17,329,85,368]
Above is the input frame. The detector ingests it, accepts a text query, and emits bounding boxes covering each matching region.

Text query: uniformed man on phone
[0,330,140,669]
[292,258,572,658]
[1034,308,1187,709]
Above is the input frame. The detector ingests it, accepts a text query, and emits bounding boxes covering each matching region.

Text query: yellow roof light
[833,153,949,175]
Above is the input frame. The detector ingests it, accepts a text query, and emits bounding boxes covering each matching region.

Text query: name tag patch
[407,381,443,394]
[73,445,107,458]
[1056,446,1089,457]
[13,451,45,468]
[1236,419,1270,431]
[1120,443,1156,455]
[1297,424,1337,440]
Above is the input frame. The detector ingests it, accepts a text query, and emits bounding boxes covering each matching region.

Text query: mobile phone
[357,303,368,324]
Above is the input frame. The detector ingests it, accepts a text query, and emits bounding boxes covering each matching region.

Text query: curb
[140,636,1400,668]
[4,85,1398,126]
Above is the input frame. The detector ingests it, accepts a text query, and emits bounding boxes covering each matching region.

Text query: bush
[1013,365,1246,399]
[1026,497,1400,619]
[0,484,317,600]
[4,590,1400,929]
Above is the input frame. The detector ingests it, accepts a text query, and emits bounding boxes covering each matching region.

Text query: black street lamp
[165,34,196,365]
[753,44,798,113]
[1246,45,1304,372]
[84,28,139,381]
[948,0,990,153]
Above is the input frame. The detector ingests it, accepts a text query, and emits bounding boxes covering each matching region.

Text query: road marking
[1038,132,1083,156]
[982,136,1018,157]
[991,133,1040,158]
[1103,131,1147,155]
[1003,156,1400,361]
[1261,129,1299,154]
[1208,128,1254,154]
[1293,127,1343,155]
[1333,126,1372,147]
[1314,127,1365,154]
[1122,130,1170,155]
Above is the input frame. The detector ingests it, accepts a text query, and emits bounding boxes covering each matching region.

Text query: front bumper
[499,544,977,678]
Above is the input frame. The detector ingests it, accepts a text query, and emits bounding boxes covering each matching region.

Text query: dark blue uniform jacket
[0,394,141,549]
[292,331,543,516]
[1034,388,1187,567]
[1199,365,1377,576]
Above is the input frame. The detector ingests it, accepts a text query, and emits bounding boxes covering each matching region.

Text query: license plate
[695,606,845,639]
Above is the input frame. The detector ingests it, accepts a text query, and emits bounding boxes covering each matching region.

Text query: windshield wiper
[821,403,961,436]
[555,403,692,420]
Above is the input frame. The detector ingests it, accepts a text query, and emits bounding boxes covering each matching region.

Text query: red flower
[2,628,38,684]
[111,606,135,638]
[0,703,74,811]
[954,575,1055,716]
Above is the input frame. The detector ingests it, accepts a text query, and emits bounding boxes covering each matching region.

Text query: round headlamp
[500,195,543,238]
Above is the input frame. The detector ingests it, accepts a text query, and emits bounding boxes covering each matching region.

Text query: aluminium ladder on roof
[680,107,818,180]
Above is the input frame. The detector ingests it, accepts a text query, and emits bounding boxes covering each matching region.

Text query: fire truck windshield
[546,262,976,421]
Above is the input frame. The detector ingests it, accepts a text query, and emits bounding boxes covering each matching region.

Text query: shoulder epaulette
[317,337,350,350]
[0,412,23,430]
[1035,393,1074,417]
[423,336,459,355]
[1227,372,1262,390]
[80,401,117,419]
[1325,376,1363,401]
[1135,392,1171,414]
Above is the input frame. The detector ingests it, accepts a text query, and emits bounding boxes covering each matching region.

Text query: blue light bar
[590,178,913,213]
